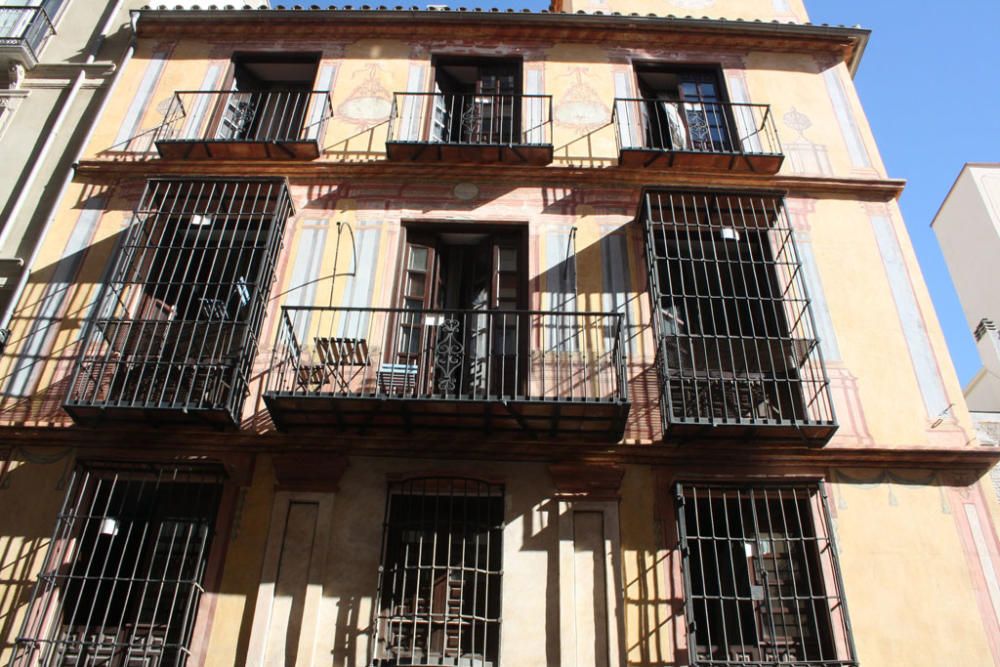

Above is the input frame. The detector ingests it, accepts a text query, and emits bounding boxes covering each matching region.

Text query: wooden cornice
[133,8,868,71]
[2,424,996,472]
[74,159,906,201]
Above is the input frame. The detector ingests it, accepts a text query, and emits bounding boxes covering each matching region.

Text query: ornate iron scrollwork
[434,317,465,393]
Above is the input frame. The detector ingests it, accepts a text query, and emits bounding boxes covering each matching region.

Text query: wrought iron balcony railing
[643,190,835,444]
[66,319,257,426]
[613,98,782,172]
[386,92,554,164]
[153,90,333,159]
[265,306,629,438]
[0,5,55,66]
[64,178,292,427]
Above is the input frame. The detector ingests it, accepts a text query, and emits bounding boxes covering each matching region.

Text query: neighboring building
[0,1,998,666]
[0,0,138,343]
[933,163,1000,448]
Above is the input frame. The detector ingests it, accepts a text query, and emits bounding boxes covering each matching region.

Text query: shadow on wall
[620,492,689,667]
[0,457,71,660]
[552,120,619,169]
[0,187,129,425]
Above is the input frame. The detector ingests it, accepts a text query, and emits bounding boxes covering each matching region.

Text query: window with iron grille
[11,461,224,666]
[675,482,857,667]
[65,178,291,425]
[372,478,504,667]
[642,190,835,438]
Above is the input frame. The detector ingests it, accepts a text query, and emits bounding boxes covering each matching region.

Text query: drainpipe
[0,37,135,351]
[85,0,127,64]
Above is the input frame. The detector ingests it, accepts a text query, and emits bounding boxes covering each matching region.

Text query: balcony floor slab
[264,393,629,441]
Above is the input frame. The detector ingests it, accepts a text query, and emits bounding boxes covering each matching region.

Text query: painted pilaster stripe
[337,226,380,337]
[400,63,427,141]
[823,67,871,169]
[600,232,634,355]
[114,47,170,147]
[545,230,577,351]
[6,197,105,397]
[794,233,841,361]
[613,70,637,149]
[525,67,544,144]
[724,73,763,154]
[305,64,336,141]
[871,214,948,417]
[964,504,1000,636]
[286,220,329,343]
[181,64,223,139]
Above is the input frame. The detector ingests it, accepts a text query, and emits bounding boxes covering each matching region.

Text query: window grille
[372,478,504,667]
[675,482,857,667]
[11,461,225,666]
[65,178,291,425]
[642,190,835,437]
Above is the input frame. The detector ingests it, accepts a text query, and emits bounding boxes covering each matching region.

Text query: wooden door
[387,236,442,396]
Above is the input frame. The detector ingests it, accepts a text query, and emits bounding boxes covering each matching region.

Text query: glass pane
[406,272,426,298]
[498,247,518,272]
[408,246,428,271]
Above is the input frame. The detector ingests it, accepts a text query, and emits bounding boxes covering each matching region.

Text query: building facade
[933,163,1000,449]
[0,0,143,335]
[1,1,999,666]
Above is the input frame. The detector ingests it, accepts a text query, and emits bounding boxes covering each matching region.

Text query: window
[389,227,526,398]
[643,190,835,432]
[12,462,224,666]
[675,482,857,667]
[211,53,320,142]
[372,478,504,667]
[66,178,291,423]
[430,57,522,145]
[634,65,733,152]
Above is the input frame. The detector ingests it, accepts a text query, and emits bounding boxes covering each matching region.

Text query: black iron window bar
[675,482,858,667]
[11,461,225,667]
[372,478,504,667]
[0,5,55,60]
[613,99,780,156]
[65,178,291,424]
[642,190,834,431]
[266,306,628,404]
[387,92,553,147]
[154,90,334,144]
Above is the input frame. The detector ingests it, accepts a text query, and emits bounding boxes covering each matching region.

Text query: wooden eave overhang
[133,8,870,75]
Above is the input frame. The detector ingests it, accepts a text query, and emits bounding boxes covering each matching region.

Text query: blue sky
[322,0,1000,386]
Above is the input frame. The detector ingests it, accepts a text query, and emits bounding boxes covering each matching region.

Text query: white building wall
[933,164,1000,413]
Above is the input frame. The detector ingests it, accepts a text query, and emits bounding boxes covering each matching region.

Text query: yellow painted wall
[0,458,75,664]
[831,474,998,666]
[78,38,882,185]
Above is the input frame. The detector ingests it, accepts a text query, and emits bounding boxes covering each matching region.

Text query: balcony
[613,98,783,173]
[65,320,256,427]
[643,190,836,444]
[386,92,554,165]
[153,90,333,160]
[64,178,292,428]
[0,5,55,68]
[264,306,630,439]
